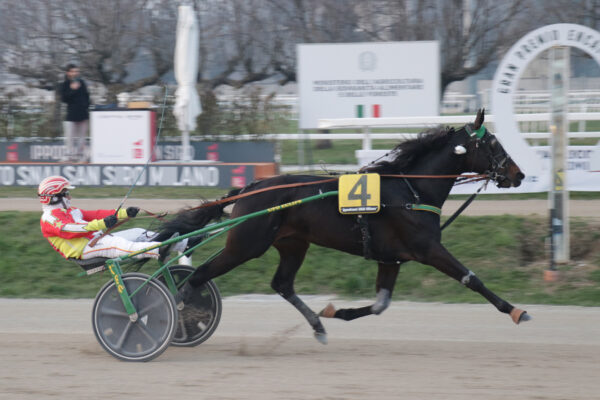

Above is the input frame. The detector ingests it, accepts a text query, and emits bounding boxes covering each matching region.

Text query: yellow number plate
[338,173,380,214]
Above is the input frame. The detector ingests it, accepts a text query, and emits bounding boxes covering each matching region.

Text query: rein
[186,173,490,211]
[188,178,339,210]
[87,209,169,247]
[440,181,487,230]
[381,173,488,179]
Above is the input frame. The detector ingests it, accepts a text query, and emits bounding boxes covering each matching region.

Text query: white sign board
[90,110,156,164]
[298,42,440,129]
[450,145,600,194]
[492,23,600,191]
[356,143,600,193]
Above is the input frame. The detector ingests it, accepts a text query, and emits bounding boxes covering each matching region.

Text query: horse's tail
[156,188,242,241]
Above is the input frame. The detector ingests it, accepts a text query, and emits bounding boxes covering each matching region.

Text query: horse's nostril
[516,172,525,181]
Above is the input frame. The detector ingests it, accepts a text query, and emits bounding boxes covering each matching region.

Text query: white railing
[316,112,600,151]
[190,112,600,143]
[314,112,600,167]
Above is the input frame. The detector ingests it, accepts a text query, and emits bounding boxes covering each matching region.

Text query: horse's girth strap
[356,214,372,260]
[407,204,442,215]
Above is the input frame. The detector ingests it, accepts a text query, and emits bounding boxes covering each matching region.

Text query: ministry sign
[298,42,440,129]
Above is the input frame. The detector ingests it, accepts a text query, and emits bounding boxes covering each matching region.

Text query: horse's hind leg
[271,237,328,344]
[320,262,400,321]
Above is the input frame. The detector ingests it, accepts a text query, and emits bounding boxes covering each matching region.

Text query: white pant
[64,120,88,161]
[80,228,188,261]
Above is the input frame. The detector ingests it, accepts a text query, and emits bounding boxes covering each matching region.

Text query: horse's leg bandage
[371,288,391,315]
[461,270,476,285]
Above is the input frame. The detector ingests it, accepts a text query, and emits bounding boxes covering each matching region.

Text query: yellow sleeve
[84,218,107,231]
[117,208,128,219]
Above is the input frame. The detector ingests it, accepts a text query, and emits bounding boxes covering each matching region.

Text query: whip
[89,87,170,248]
[114,86,169,215]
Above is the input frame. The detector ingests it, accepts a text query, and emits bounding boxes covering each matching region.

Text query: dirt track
[1,297,599,400]
[2,199,599,399]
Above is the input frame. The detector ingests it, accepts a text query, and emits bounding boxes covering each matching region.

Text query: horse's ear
[474,109,485,129]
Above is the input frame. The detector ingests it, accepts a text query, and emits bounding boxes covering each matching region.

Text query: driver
[38,175,186,261]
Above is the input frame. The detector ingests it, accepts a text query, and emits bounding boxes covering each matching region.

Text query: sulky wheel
[91,272,177,362]
[158,265,222,347]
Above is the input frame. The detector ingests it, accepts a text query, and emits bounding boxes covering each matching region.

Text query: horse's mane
[359,126,454,174]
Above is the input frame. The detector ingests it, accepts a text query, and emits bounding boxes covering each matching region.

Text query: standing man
[60,64,90,162]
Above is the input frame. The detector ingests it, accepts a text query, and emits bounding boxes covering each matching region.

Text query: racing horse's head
[454,109,524,188]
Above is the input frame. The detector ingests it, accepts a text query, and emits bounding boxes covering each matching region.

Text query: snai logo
[231,165,246,187]
[132,140,143,159]
[6,143,18,162]
[207,143,219,161]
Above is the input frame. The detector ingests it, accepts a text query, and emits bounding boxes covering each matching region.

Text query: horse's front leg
[320,262,400,321]
[420,242,531,324]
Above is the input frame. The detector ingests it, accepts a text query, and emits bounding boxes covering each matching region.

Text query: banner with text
[0,164,259,188]
[298,41,440,129]
[0,141,274,163]
[450,145,600,194]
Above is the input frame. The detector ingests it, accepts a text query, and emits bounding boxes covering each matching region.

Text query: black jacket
[60,78,90,122]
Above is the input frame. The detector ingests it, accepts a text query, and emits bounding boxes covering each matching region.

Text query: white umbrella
[173,3,201,161]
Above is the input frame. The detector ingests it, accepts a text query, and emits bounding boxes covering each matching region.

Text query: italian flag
[356,104,381,118]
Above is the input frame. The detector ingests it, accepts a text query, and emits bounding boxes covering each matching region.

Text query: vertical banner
[549,46,570,268]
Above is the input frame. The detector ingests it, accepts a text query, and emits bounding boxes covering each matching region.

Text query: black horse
[159,110,529,344]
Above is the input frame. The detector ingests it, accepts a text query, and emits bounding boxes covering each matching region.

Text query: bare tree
[0,0,576,105]
[0,0,176,99]
[354,0,533,93]
[540,0,600,29]
[194,0,534,95]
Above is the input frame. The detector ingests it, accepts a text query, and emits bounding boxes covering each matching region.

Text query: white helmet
[38,176,75,205]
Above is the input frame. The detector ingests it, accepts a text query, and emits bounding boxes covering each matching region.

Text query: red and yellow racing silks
[40,207,128,259]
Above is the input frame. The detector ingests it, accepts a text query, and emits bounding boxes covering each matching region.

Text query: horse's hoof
[314,332,328,345]
[519,312,532,323]
[319,303,336,318]
[510,308,531,324]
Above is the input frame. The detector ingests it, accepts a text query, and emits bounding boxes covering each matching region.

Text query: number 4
[348,175,371,206]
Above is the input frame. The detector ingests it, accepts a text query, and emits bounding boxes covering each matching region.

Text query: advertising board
[0,163,276,189]
[90,110,156,164]
[0,141,275,163]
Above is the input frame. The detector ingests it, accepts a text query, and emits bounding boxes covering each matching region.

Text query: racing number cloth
[338,173,380,214]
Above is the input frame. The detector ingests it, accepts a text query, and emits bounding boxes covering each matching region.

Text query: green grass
[2,211,599,305]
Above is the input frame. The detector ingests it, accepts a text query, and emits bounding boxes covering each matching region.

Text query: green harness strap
[406,203,442,215]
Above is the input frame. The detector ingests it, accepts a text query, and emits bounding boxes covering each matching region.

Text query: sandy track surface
[1,197,600,216]
[1,296,599,400]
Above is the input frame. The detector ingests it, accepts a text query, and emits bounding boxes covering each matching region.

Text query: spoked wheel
[92,272,177,362]
[159,265,222,347]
